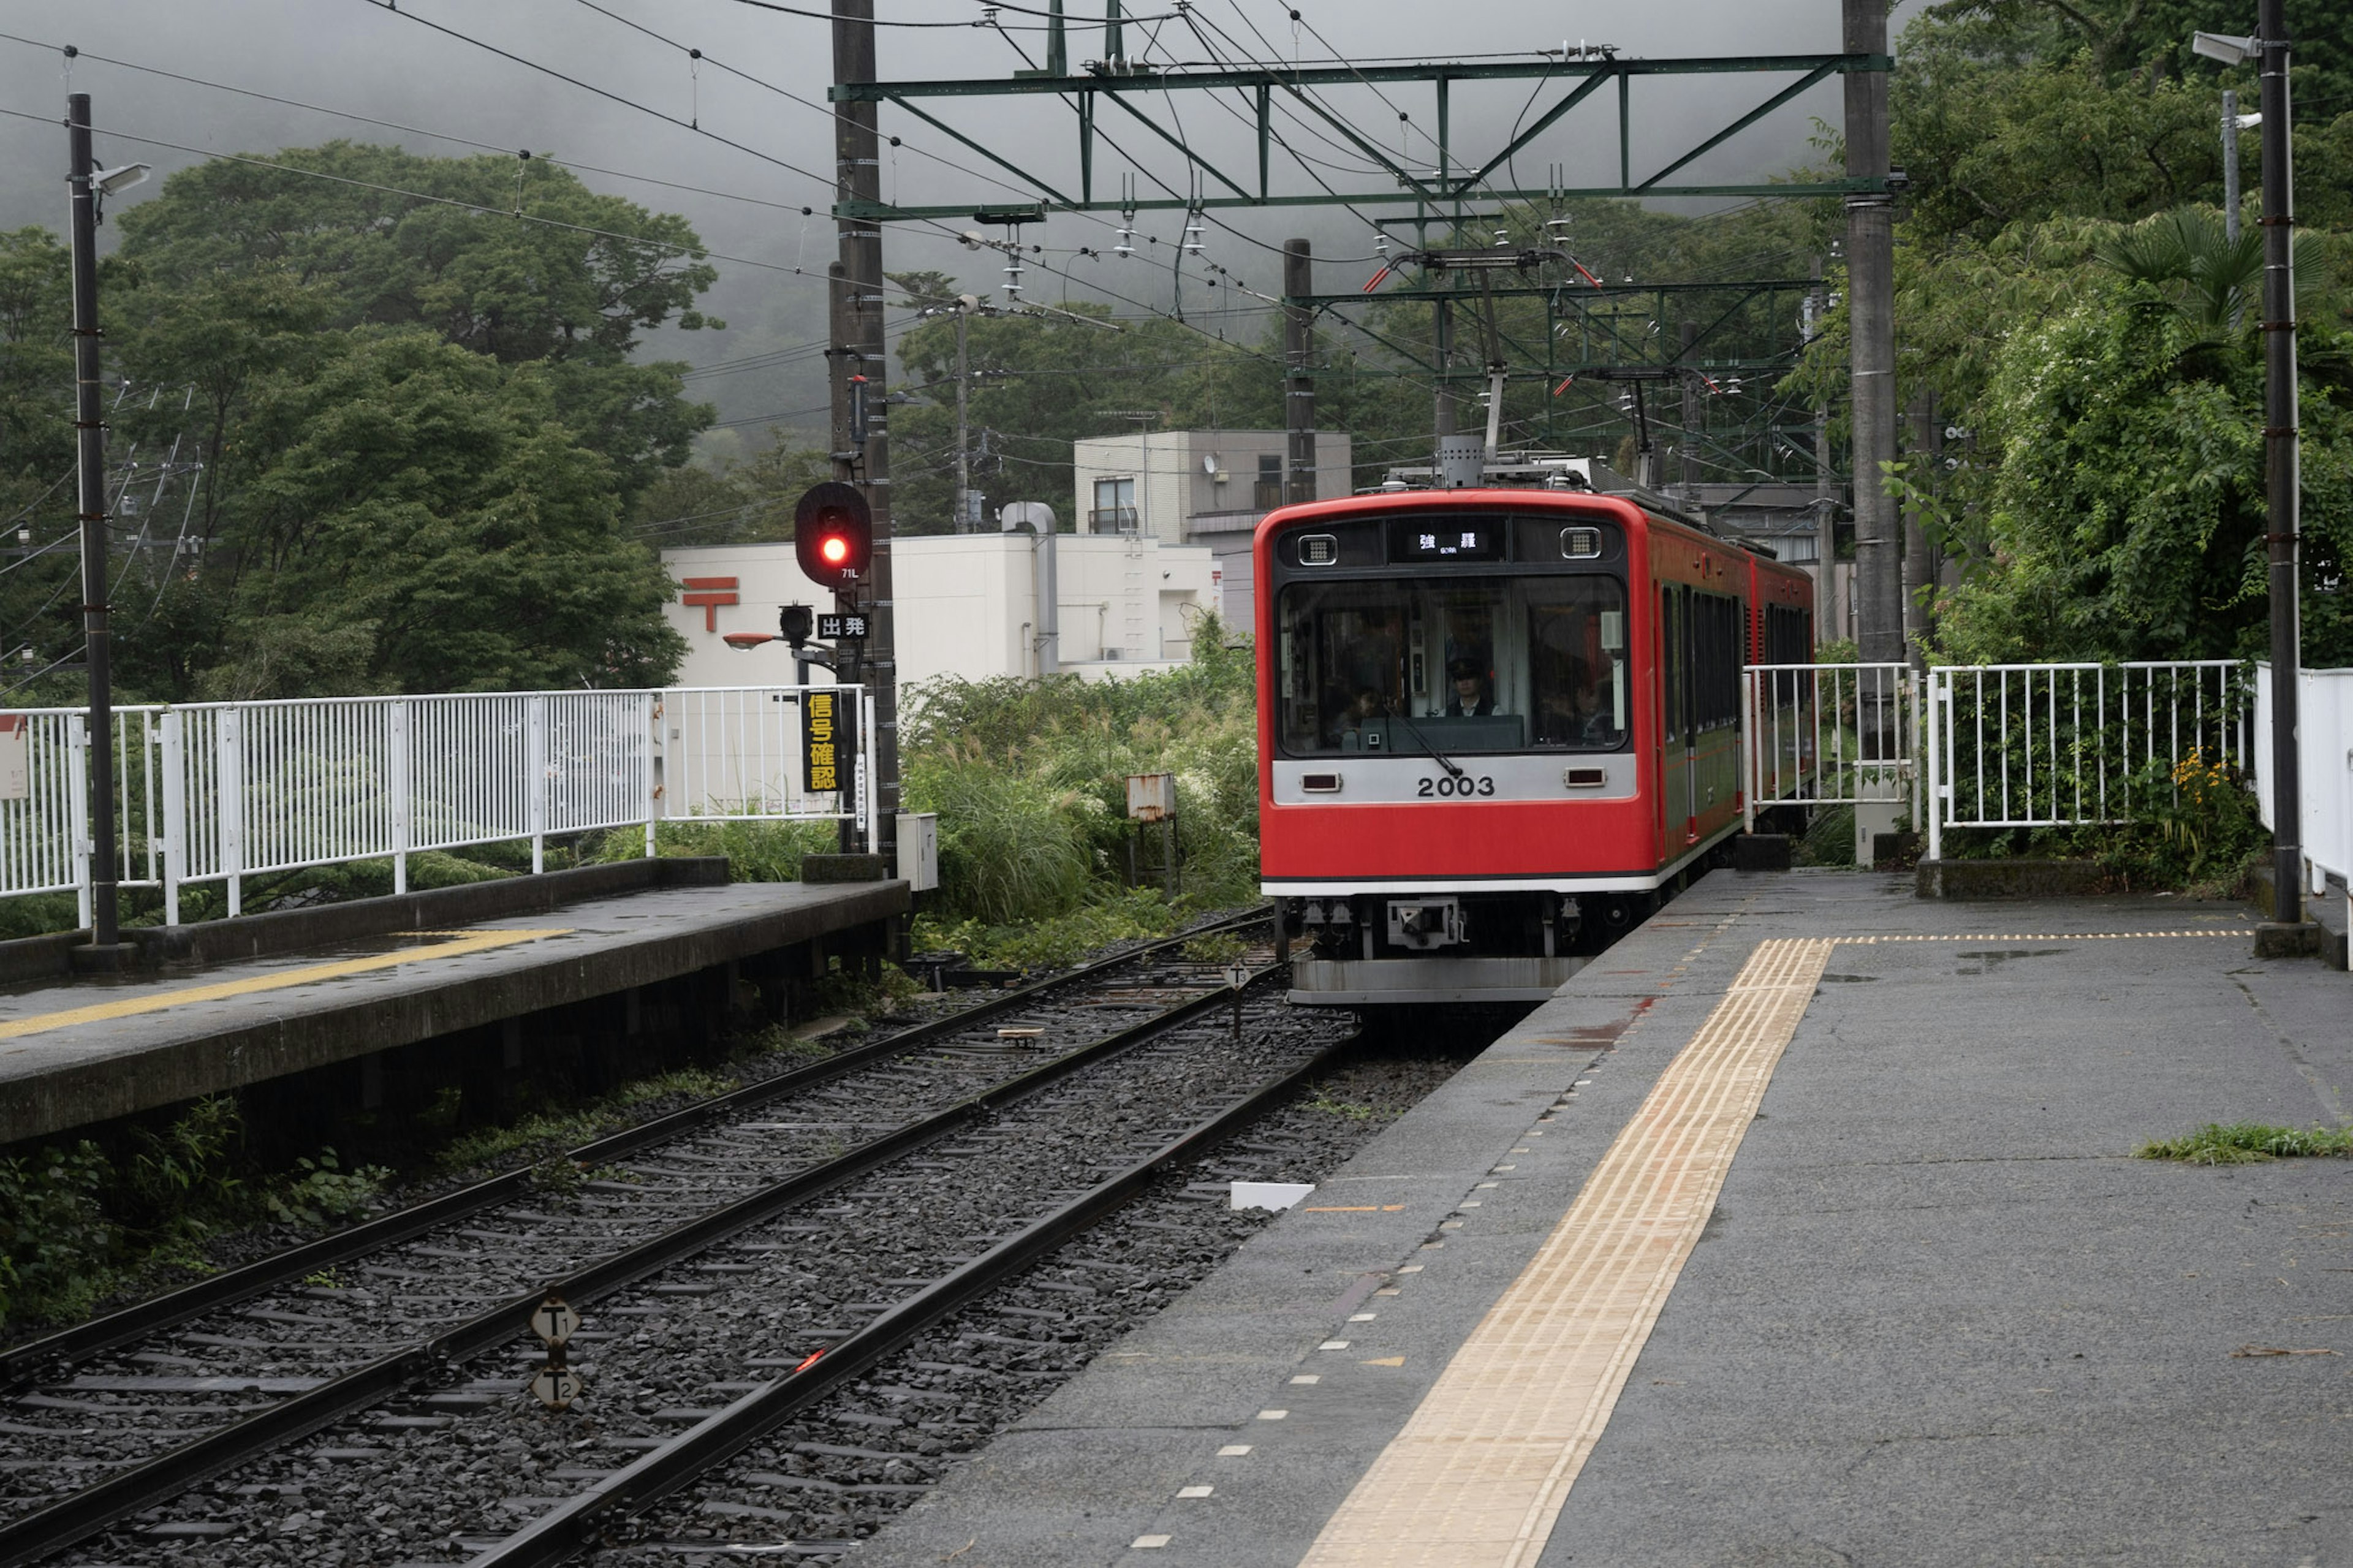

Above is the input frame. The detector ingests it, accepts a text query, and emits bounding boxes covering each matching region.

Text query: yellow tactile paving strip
[0,928,571,1042]
[1850,930,2246,942]
[1297,937,1837,1568]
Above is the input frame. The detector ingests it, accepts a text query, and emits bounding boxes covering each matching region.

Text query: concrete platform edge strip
[1297,936,1838,1568]
[0,856,734,985]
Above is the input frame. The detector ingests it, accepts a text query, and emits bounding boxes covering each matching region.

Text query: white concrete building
[660,531,1219,695]
[1071,428,1354,627]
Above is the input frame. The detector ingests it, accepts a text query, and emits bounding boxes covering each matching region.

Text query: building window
[1254,453,1283,511]
[1091,477,1137,533]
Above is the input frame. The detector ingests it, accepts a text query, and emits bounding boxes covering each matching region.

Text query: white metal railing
[0,684,870,925]
[1743,662,1920,828]
[1926,661,2249,860]
[2254,664,2353,891]
[1742,660,2253,861]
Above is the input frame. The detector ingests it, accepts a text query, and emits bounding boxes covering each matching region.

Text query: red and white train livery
[1256,480,1813,1006]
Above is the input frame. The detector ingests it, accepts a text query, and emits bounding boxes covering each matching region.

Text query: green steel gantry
[829,48,1893,219]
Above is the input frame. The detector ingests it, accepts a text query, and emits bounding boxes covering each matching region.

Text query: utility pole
[1283,240,1317,504]
[1678,319,1702,510]
[831,2,898,868]
[1432,297,1456,438]
[953,303,972,531]
[2257,0,2303,926]
[66,94,121,955]
[1902,387,1939,672]
[2222,88,2245,242]
[1843,0,1901,666]
[1809,257,1840,641]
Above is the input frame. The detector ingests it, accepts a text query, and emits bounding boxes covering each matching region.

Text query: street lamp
[2195,8,2305,930]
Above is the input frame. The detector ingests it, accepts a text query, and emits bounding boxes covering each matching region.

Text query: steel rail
[0,906,1270,1391]
[0,949,1282,1568]
[474,1021,1352,1567]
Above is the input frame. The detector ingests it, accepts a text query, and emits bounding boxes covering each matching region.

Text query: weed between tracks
[2139,1123,2353,1165]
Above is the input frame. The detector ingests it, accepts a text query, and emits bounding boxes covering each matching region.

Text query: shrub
[0,1143,117,1324]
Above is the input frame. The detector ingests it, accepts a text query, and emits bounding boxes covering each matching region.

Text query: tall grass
[903,618,1260,952]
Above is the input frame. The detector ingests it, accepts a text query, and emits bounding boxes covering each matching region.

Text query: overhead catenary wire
[0,31,822,216]
[0,106,958,308]
[354,0,836,194]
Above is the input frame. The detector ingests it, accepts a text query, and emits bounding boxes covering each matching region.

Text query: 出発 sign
[803,690,852,795]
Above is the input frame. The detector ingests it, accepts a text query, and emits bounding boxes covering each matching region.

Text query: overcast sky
[0,1,1925,435]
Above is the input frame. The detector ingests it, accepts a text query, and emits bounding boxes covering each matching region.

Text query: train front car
[1257,488,1753,1007]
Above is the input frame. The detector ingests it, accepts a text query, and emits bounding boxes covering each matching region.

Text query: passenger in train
[1443,657,1496,717]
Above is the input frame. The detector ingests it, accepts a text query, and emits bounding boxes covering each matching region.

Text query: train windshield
[1277,575,1627,756]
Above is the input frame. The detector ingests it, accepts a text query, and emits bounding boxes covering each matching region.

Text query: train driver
[1443,657,1497,717]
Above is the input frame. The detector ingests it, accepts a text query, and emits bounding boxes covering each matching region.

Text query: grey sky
[0,1,1925,436]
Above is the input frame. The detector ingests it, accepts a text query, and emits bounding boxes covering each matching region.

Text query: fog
[0,1,1925,439]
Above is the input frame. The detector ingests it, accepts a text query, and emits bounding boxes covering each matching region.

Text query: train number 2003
[1418,775,1496,797]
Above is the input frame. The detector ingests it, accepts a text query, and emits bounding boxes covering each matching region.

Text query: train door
[1657,583,1692,862]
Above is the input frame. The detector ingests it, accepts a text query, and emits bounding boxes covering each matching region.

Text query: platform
[856,870,2353,1566]
[0,871,906,1148]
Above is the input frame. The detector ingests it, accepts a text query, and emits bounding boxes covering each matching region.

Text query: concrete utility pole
[831,2,898,865]
[2222,88,2244,242]
[1283,240,1318,504]
[1843,0,1901,665]
[66,94,120,953]
[953,303,972,531]
[1808,258,1840,640]
[1902,387,1939,672]
[1678,319,1702,509]
[1432,297,1456,437]
[2257,0,2304,926]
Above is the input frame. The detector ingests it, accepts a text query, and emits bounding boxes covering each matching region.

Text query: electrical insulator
[1183,217,1203,256]
[1115,221,1134,258]
[1373,231,1389,257]
[1002,254,1025,300]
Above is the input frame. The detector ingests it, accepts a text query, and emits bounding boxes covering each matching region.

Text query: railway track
[0,910,1313,1567]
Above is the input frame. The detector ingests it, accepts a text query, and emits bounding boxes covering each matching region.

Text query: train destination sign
[1390,517,1505,561]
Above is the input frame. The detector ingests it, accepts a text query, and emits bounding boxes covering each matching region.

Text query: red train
[1256,474,1814,1006]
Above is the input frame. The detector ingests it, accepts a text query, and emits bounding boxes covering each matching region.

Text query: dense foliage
[1803,0,2353,667]
[1,145,722,702]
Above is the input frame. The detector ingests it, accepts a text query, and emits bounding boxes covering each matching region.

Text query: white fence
[0,685,872,925]
[1743,661,2253,860]
[2254,664,2353,891]
[1924,662,2248,860]
[1743,662,1920,828]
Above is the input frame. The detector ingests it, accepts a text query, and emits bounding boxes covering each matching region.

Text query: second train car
[1257,468,1814,1006]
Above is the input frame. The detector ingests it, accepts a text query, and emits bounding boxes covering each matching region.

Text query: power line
[0,31,820,216]
[0,107,949,305]
[557,1,1069,210]
[355,0,834,193]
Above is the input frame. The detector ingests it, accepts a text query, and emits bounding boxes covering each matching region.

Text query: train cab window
[1277,576,1627,757]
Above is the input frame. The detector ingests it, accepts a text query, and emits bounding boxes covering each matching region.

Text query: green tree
[199,331,686,695]
[113,143,721,504]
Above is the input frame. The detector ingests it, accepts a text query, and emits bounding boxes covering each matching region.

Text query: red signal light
[793,482,873,589]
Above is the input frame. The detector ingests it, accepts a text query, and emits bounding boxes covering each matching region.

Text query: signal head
[793,482,873,590]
